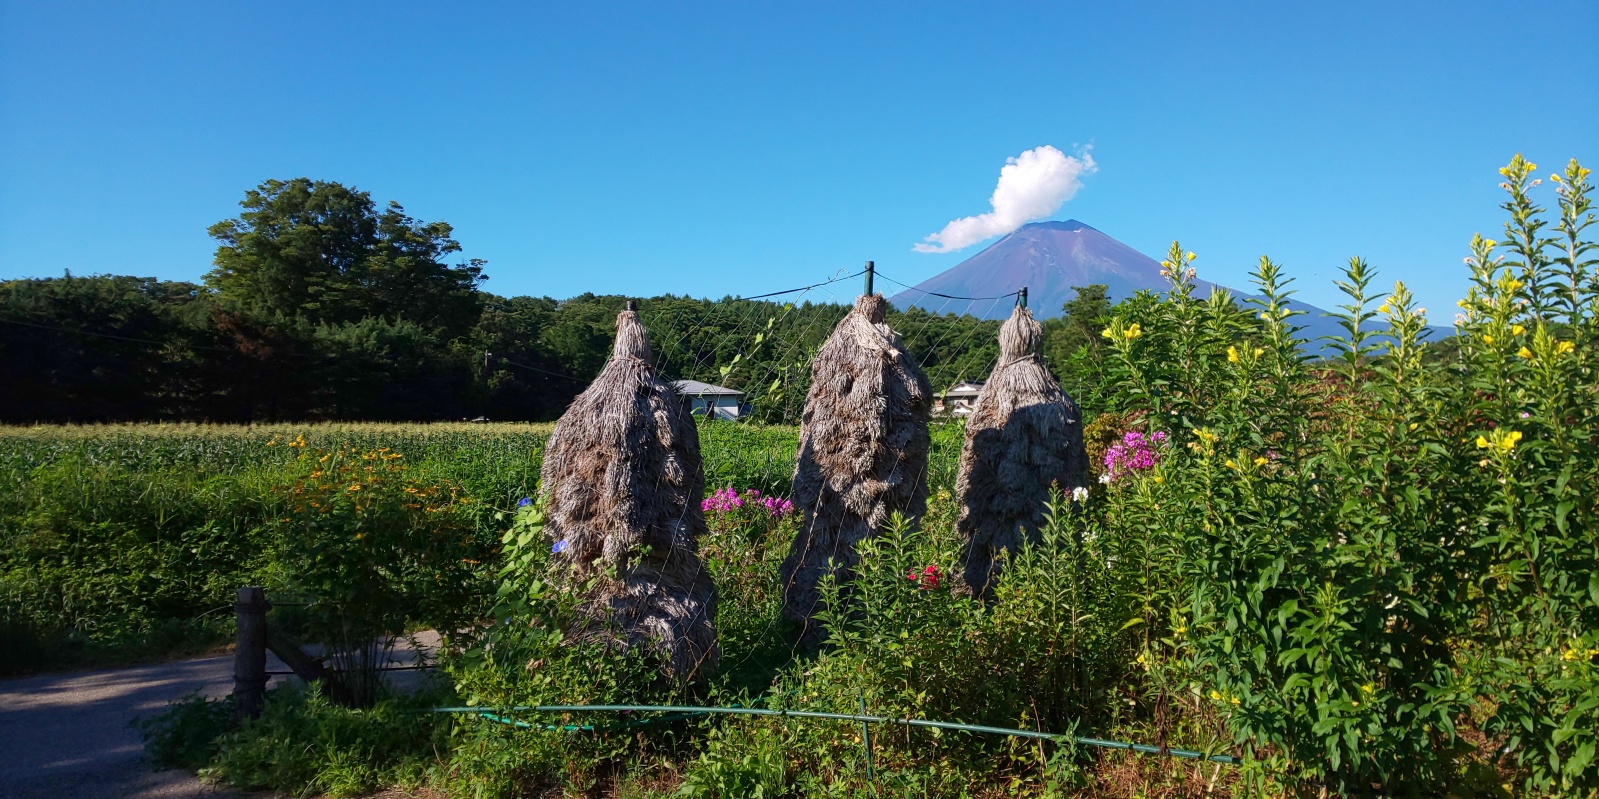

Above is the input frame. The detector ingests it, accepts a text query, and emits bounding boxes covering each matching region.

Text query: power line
[0,316,237,352]
[496,357,591,385]
[734,268,868,302]
[872,270,1022,302]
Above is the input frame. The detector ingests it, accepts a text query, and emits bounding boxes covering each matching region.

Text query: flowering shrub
[1100,429,1166,483]
[273,446,489,705]
[1090,155,1599,795]
[702,487,794,519]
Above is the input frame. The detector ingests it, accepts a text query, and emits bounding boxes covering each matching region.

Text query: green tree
[205,178,486,338]
[1043,284,1112,412]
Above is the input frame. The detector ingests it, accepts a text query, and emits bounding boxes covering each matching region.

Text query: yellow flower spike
[1227,346,1240,363]
[1518,347,1534,359]
[1511,324,1526,336]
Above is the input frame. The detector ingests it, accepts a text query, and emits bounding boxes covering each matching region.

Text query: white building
[673,379,747,420]
[933,381,985,417]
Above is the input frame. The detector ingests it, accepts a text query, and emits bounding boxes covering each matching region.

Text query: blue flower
[551,540,568,554]
[517,497,532,507]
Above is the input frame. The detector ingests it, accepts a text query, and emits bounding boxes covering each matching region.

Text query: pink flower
[1103,429,1167,483]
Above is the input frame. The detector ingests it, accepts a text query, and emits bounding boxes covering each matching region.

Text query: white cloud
[913,145,1097,253]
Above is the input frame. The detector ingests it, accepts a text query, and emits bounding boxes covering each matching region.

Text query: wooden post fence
[232,586,269,721]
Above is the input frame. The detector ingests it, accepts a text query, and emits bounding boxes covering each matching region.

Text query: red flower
[908,564,939,590]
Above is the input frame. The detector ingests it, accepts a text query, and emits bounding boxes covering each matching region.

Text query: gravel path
[0,635,439,799]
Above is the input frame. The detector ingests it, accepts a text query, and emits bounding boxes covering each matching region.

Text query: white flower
[1098,474,1112,485]
[1072,486,1089,503]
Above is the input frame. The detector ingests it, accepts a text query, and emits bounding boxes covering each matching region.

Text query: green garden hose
[430,703,1237,765]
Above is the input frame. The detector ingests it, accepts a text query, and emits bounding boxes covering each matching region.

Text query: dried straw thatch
[539,304,719,682]
[952,304,1089,599]
[779,293,932,647]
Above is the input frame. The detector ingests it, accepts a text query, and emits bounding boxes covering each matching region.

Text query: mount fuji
[888,220,1360,348]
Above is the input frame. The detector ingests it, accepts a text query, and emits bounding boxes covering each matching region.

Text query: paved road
[0,635,439,799]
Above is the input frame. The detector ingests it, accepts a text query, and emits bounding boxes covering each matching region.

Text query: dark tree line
[1,178,1115,424]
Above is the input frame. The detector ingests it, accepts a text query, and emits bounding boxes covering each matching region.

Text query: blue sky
[2,1,1595,317]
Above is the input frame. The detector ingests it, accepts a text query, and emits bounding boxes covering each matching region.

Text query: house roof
[673,379,744,397]
[942,381,985,396]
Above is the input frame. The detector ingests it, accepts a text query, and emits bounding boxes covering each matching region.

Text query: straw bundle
[779,293,932,647]
[539,304,719,682]
[952,304,1089,599]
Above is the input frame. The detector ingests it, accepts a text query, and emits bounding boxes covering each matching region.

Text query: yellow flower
[1185,250,1197,263]
[1124,323,1143,340]
[1153,475,1164,484]
[1224,459,1239,470]
[1482,334,1494,345]
[1361,682,1375,694]
[1196,428,1218,444]
[1227,346,1240,363]
[1100,326,1114,339]
[1378,303,1391,314]
[1477,429,1522,454]
[1511,324,1526,336]
[1209,690,1222,701]
[1252,347,1263,357]
[1408,422,1418,430]
[1253,457,1268,467]
[1556,341,1575,355]
[348,484,363,492]
[1518,347,1534,359]
[1505,279,1524,292]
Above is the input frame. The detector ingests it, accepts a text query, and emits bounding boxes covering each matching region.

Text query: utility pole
[864,261,875,296]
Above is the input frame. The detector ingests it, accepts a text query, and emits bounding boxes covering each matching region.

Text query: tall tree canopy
[205,178,486,338]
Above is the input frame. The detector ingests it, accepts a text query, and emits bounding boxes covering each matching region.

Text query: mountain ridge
[887,220,1366,350]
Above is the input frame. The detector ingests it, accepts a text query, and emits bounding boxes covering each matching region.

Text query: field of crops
[0,421,963,675]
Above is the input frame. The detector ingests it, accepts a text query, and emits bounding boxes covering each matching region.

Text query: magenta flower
[1103,429,1167,483]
